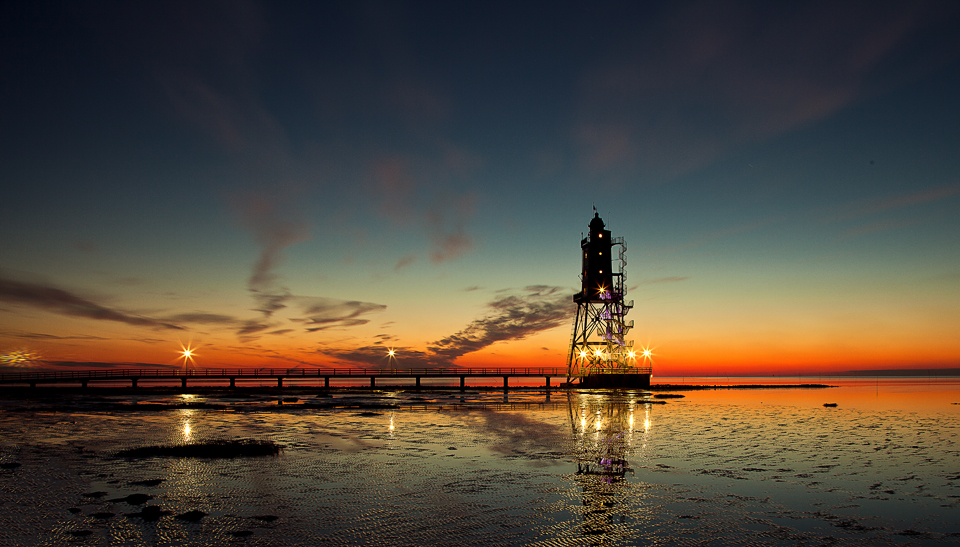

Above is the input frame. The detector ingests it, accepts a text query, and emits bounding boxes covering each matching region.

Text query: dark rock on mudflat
[92,512,115,519]
[232,530,254,537]
[252,515,278,522]
[68,507,82,514]
[176,510,208,522]
[82,491,108,499]
[68,530,93,537]
[127,505,170,521]
[115,439,282,459]
[654,393,685,399]
[0,462,21,469]
[130,478,164,487]
[897,529,931,538]
[110,493,152,505]
[823,403,838,407]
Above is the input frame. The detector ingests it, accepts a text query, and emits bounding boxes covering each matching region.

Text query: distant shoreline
[833,368,960,377]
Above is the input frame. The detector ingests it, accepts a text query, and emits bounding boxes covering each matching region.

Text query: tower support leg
[460,376,465,391]
[131,378,138,388]
[277,377,283,388]
[370,377,376,388]
[503,376,509,390]
[182,378,188,388]
[324,377,329,388]
[229,378,235,388]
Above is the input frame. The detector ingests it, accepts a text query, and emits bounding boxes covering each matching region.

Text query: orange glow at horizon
[4,311,958,376]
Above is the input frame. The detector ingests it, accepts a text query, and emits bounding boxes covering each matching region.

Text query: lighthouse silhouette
[566,211,650,388]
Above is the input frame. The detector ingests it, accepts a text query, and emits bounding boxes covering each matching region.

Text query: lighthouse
[567,212,650,388]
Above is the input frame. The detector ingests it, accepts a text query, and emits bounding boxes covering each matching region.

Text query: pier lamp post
[387,348,397,372]
[179,343,197,372]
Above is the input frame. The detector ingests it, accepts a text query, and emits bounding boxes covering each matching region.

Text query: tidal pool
[0,385,958,546]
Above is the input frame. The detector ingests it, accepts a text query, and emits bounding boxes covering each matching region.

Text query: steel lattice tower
[566,212,636,383]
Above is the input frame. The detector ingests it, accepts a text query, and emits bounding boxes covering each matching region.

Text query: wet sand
[1,385,958,546]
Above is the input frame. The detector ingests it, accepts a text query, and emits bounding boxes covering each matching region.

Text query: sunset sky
[2,1,959,376]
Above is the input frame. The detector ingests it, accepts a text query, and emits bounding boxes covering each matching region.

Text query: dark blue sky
[2,1,959,372]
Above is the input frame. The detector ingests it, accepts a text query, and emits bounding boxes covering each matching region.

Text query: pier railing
[0,366,652,383]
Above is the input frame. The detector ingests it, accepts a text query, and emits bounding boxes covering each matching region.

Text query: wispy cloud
[324,344,430,368]
[370,157,477,264]
[427,285,572,365]
[835,219,918,241]
[231,192,310,339]
[394,254,416,271]
[427,194,476,263]
[236,320,272,337]
[0,277,183,330]
[639,276,690,285]
[318,286,569,368]
[165,312,240,325]
[575,2,960,180]
[4,331,109,341]
[829,184,960,222]
[131,338,167,345]
[156,1,281,161]
[295,297,387,332]
[51,361,178,370]
[152,2,315,342]
[651,217,780,256]
[372,156,419,223]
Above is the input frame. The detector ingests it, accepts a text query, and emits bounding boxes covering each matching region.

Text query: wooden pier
[0,366,652,390]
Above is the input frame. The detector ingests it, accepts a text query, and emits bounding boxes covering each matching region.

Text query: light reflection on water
[0,385,958,545]
[178,408,194,444]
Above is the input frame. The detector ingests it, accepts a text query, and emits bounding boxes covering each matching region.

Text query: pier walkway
[0,366,652,389]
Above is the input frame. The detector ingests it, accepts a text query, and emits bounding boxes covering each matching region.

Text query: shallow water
[0,384,958,546]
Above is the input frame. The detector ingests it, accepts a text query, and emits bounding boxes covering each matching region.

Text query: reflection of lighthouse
[568,392,650,539]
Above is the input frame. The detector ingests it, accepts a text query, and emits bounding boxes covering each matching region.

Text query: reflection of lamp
[568,391,649,540]
[180,407,194,443]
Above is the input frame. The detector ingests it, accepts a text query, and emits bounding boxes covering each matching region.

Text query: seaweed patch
[115,439,282,458]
